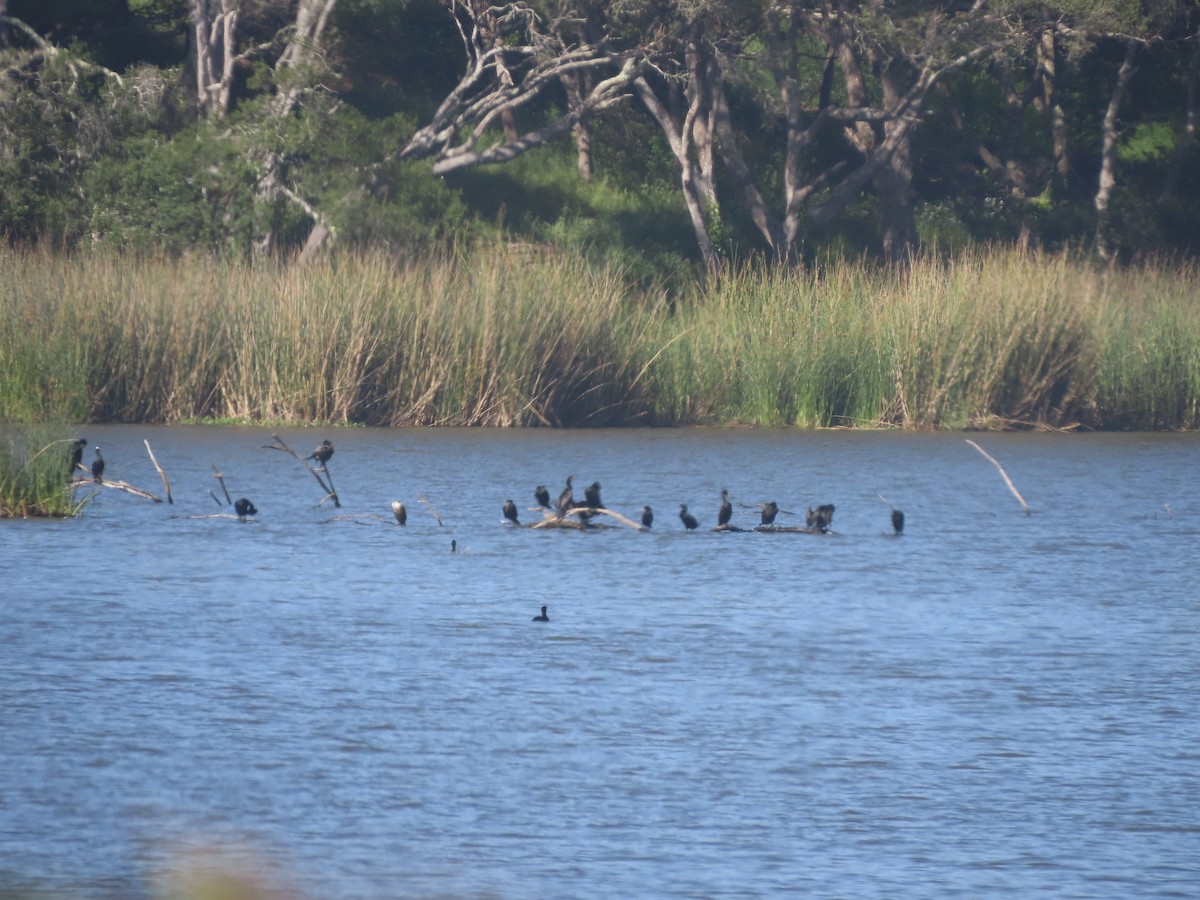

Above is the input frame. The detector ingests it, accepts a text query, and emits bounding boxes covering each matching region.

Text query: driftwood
[752,524,829,534]
[417,493,445,526]
[143,440,173,504]
[261,434,340,507]
[71,477,162,502]
[211,463,233,505]
[529,506,645,531]
[965,439,1032,515]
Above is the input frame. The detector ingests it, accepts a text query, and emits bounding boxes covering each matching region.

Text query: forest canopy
[1,0,1198,270]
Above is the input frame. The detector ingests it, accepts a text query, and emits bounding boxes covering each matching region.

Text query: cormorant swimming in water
[533,605,549,622]
[679,504,699,531]
[306,439,334,468]
[556,475,574,517]
[760,501,779,526]
[68,438,86,480]
[717,488,733,527]
[641,505,654,528]
[892,508,905,535]
[503,499,520,525]
[806,503,835,532]
[584,481,603,510]
[534,485,551,509]
[90,447,105,483]
[391,500,407,525]
[233,498,257,518]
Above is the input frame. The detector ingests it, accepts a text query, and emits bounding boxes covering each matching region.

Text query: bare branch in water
[965,439,1031,514]
[262,435,340,508]
[211,463,232,506]
[144,440,173,504]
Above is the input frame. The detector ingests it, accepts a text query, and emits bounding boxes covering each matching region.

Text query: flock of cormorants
[505,473,905,536]
[66,436,906,537]
[66,436,908,629]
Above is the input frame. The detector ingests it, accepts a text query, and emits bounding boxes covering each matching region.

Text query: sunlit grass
[2,244,1198,430]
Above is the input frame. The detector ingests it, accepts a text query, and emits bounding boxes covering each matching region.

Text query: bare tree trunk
[1038,27,1070,190]
[271,0,338,118]
[873,57,918,264]
[561,71,594,181]
[711,70,785,257]
[633,74,720,270]
[1095,40,1137,261]
[190,0,239,118]
[256,0,340,255]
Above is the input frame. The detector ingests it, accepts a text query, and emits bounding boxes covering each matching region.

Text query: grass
[0,426,93,518]
[2,244,1198,430]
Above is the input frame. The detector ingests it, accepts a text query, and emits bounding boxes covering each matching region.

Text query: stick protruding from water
[965,439,1031,515]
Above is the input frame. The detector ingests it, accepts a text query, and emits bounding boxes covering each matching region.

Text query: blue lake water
[2,426,1198,898]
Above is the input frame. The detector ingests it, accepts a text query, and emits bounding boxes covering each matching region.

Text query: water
[2,426,1198,898]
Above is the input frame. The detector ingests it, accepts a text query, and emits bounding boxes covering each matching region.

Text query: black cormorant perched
[391,500,407,525]
[584,481,603,509]
[503,499,520,525]
[535,485,551,509]
[641,505,654,528]
[533,605,549,622]
[234,498,257,518]
[68,438,86,480]
[760,501,779,526]
[807,503,836,532]
[306,439,334,468]
[892,508,905,535]
[556,475,575,517]
[90,447,105,483]
[679,504,699,531]
[717,488,733,527]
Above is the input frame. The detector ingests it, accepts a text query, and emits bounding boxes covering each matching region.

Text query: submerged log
[752,524,830,534]
[529,506,645,531]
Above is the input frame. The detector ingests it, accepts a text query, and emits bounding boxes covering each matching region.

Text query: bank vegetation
[3,245,1197,431]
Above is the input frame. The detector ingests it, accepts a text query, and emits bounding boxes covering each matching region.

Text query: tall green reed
[2,244,1198,429]
[0,426,92,517]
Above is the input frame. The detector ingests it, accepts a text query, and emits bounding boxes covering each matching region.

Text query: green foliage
[0,426,93,518]
[1119,121,1176,163]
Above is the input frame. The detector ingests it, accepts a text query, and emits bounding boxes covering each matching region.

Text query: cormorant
[306,439,334,468]
[391,500,407,525]
[556,475,574,517]
[892,508,905,535]
[534,485,551,509]
[90,447,105,483]
[503,499,520,525]
[679,504,699,531]
[760,501,779,526]
[233,498,257,518]
[533,605,549,622]
[584,481,603,509]
[68,438,86,480]
[641,505,654,528]
[807,504,836,532]
[717,488,733,527]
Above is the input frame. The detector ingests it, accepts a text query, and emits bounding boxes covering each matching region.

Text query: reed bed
[2,245,1198,430]
[0,426,92,517]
